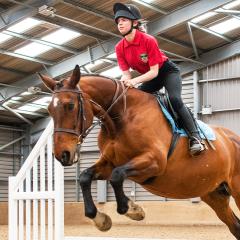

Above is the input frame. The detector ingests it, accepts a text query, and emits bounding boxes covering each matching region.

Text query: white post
[8,120,65,240]
[8,177,18,240]
[54,160,64,240]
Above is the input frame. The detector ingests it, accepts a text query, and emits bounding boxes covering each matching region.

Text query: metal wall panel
[78,152,99,202]
[182,74,194,110]
[202,111,240,134]
[199,56,240,134]
[0,129,21,202]
[135,184,165,201]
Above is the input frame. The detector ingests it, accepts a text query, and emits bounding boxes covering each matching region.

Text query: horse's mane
[81,73,117,82]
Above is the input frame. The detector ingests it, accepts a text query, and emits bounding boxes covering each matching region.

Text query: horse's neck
[80,76,119,138]
[80,76,117,110]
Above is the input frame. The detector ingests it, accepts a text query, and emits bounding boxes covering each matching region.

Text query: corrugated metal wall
[0,129,21,201]
[200,56,240,134]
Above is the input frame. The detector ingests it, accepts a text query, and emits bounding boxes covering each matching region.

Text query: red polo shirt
[115,30,168,74]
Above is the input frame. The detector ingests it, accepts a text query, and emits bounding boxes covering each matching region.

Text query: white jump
[8,120,64,240]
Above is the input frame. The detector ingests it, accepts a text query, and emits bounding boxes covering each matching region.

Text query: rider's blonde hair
[136,19,148,33]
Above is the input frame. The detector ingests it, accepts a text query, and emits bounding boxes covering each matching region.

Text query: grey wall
[0,128,22,201]
[199,56,240,134]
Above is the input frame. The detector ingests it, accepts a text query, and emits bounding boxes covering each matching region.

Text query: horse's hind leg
[110,167,145,221]
[229,175,240,216]
[201,189,240,239]
[110,154,161,221]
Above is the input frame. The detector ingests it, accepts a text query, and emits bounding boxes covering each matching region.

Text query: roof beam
[148,0,234,35]
[52,13,120,38]
[157,35,201,50]
[0,47,55,65]
[188,22,233,43]
[186,22,199,59]
[63,0,113,21]
[1,0,60,30]
[0,66,28,76]
[180,39,240,75]
[36,14,109,41]
[132,0,168,14]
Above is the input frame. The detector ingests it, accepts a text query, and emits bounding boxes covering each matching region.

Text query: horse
[39,65,240,239]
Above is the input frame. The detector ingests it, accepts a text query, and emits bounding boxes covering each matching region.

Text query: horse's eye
[68,103,75,111]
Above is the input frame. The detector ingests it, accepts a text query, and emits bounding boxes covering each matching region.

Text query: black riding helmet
[113,3,142,36]
[113,3,142,23]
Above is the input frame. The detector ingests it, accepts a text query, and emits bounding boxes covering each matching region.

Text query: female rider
[113,2,205,156]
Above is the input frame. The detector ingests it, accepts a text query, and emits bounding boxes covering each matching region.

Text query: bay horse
[39,65,240,239]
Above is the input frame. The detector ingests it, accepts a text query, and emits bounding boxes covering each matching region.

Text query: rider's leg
[162,61,205,155]
[137,60,204,155]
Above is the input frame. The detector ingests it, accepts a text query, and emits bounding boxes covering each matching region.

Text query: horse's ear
[38,73,56,91]
[69,65,81,88]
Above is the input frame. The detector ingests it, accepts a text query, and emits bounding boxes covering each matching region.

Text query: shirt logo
[140,53,148,63]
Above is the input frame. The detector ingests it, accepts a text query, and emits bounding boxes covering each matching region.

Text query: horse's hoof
[93,211,112,231]
[125,200,145,221]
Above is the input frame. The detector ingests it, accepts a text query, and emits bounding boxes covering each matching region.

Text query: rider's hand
[121,78,137,88]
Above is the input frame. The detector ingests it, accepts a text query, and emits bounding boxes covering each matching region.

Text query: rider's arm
[131,64,159,85]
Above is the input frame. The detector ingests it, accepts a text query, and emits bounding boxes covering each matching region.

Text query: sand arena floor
[0,223,235,240]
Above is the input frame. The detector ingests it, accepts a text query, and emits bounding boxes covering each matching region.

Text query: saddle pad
[159,102,216,141]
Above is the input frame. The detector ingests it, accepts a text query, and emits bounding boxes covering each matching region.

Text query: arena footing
[65,237,182,240]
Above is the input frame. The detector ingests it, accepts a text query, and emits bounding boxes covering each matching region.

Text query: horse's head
[38,65,94,166]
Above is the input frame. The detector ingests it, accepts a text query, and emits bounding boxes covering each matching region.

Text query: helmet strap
[121,21,135,37]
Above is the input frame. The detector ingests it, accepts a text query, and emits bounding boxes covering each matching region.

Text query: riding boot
[176,106,205,156]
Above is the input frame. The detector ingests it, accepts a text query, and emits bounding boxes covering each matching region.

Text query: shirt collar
[123,30,141,48]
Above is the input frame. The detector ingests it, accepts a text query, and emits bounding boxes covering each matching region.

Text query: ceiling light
[18,105,41,112]
[223,0,240,9]
[191,12,217,23]
[0,33,12,44]
[15,42,52,57]
[11,96,22,101]
[33,97,52,105]
[41,28,81,45]
[7,18,42,33]
[209,18,240,34]
[20,91,32,96]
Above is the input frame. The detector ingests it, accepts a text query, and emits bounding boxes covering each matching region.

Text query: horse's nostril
[62,151,70,165]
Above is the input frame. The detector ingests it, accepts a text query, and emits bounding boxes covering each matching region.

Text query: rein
[53,80,129,147]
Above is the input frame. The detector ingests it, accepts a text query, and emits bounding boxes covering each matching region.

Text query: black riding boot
[177,106,205,156]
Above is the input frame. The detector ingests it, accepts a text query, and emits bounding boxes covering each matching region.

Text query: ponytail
[136,19,148,33]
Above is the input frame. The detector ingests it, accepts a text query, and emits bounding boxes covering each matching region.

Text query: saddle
[153,92,216,158]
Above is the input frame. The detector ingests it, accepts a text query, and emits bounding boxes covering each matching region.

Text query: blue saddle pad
[158,102,216,141]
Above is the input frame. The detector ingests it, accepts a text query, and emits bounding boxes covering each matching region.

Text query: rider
[113,2,205,156]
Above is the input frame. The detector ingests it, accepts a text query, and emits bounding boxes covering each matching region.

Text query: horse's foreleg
[201,190,240,239]
[110,155,160,221]
[79,163,112,231]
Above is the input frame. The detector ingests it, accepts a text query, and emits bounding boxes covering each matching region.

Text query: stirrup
[189,136,206,156]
